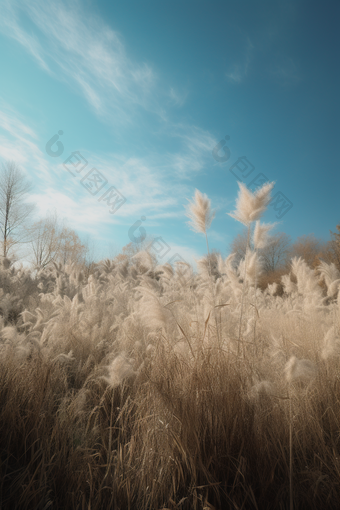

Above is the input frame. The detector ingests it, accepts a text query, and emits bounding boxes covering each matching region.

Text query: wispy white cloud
[0,101,223,243]
[0,0,159,125]
[0,101,37,140]
[0,0,220,183]
[0,1,50,73]
[0,1,229,256]
[226,38,254,84]
[168,87,188,107]
[0,100,51,181]
[27,187,124,235]
[163,124,217,179]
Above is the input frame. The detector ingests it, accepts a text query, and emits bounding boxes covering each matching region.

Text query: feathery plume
[186,189,215,234]
[284,356,316,385]
[281,274,297,294]
[238,251,263,285]
[318,261,340,298]
[53,350,75,365]
[118,260,129,279]
[321,326,340,359]
[228,182,274,226]
[249,380,275,400]
[138,287,169,330]
[173,261,193,287]
[101,355,136,387]
[156,263,174,280]
[132,250,154,271]
[197,254,218,280]
[267,282,278,296]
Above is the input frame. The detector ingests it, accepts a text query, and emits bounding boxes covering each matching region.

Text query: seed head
[186,189,215,234]
[228,182,274,226]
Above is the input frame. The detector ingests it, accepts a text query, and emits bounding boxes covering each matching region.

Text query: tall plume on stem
[185,189,215,263]
[228,182,275,226]
[252,221,275,347]
[185,189,220,344]
[228,181,275,356]
[186,189,215,235]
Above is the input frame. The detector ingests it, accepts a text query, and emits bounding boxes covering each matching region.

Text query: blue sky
[0,0,339,265]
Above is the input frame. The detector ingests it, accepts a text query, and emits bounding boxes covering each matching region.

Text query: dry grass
[0,185,339,509]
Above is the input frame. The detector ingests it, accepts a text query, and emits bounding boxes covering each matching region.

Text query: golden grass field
[0,185,339,509]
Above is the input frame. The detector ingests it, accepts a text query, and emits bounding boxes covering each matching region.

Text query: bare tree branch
[0,160,35,257]
[29,214,88,270]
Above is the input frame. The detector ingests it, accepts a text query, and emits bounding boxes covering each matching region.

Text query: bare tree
[323,224,340,271]
[56,226,87,267]
[30,218,88,270]
[121,236,155,261]
[0,161,35,258]
[229,227,291,272]
[29,213,63,269]
[288,234,328,269]
[229,228,248,268]
[261,233,291,272]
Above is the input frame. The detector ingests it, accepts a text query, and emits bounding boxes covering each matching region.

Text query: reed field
[0,183,339,509]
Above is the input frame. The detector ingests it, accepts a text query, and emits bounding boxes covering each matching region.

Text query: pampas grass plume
[238,251,262,284]
[284,355,316,385]
[132,250,154,271]
[228,181,274,226]
[249,380,275,400]
[186,189,215,234]
[53,350,75,365]
[138,288,169,330]
[101,355,136,387]
[318,261,340,298]
[321,326,340,359]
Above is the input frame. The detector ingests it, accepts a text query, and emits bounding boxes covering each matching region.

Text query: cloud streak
[225,38,254,84]
[0,101,222,242]
[0,0,228,258]
[0,0,158,125]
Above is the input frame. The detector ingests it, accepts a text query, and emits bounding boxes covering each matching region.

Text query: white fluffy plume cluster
[284,356,317,385]
[101,355,136,388]
[228,181,275,226]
